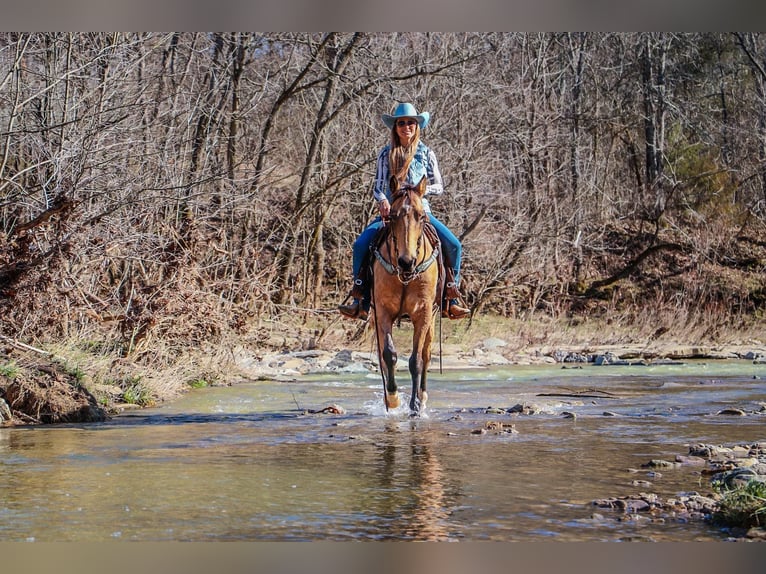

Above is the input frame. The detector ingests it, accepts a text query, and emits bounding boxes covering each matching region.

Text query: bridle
[373,186,439,284]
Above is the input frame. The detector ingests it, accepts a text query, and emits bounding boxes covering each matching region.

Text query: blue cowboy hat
[381,102,430,130]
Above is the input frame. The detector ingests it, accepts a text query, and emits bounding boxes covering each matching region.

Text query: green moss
[188,378,210,389]
[0,361,19,380]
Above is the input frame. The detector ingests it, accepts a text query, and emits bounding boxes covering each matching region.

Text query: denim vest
[379,142,434,212]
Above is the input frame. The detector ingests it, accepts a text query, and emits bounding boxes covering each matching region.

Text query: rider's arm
[373,147,390,203]
[426,148,444,197]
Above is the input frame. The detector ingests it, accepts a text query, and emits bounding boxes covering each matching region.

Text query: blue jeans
[351,215,462,284]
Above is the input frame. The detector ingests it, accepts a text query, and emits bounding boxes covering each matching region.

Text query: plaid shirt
[372,141,444,213]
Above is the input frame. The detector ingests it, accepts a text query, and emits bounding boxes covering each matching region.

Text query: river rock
[688,443,720,458]
[715,467,762,489]
[717,407,747,416]
[593,353,618,365]
[0,397,11,422]
[550,349,590,363]
[507,403,541,415]
[675,454,706,466]
[643,459,680,469]
[480,337,508,350]
[469,351,510,365]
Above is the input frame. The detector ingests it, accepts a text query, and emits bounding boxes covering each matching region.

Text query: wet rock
[561,411,577,420]
[731,445,752,458]
[593,494,659,514]
[642,459,679,469]
[484,420,518,434]
[306,404,346,415]
[688,444,719,458]
[551,350,589,363]
[593,353,618,366]
[715,467,761,489]
[623,499,651,513]
[675,454,706,466]
[507,403,541,415]
[717,407,747,416]
[675,492,718,513]
[602,411,620,416]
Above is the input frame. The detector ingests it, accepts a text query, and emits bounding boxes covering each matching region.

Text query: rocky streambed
[233,340,766,380]
[589,441,766,541]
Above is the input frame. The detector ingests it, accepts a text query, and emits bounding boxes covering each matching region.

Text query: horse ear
[415,175,428,197]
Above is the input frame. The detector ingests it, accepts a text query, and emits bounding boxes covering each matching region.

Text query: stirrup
[349,278,365,300]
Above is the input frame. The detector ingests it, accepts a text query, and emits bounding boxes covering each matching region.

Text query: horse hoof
[386,393,400,409]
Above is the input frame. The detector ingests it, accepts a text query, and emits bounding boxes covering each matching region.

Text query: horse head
[388,176,429,277]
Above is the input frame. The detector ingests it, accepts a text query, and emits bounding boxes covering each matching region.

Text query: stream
[1,359,764,541]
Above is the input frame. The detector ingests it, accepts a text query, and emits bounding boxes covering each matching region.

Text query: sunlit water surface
[1,360,764,541]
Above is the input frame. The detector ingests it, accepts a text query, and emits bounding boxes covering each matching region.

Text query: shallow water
[1,360,765,541]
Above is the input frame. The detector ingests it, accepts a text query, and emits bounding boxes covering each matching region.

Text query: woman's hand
[378,199,390,220]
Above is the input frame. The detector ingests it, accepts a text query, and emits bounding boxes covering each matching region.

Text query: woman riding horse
[338,102,469,322]
[372,176,439,414]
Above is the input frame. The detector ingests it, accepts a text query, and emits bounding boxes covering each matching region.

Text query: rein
[373,242,439,283]
[373,188,439,284]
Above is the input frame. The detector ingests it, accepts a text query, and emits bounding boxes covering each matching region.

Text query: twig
[0,335,54,357]
[0,335,70,366]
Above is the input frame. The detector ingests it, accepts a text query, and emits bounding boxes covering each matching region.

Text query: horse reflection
[378,423,453,541]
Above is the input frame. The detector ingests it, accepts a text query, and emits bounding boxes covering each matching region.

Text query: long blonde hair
[389,124,420,182]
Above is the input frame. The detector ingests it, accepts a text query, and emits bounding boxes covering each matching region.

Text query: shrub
[712,479,766,528]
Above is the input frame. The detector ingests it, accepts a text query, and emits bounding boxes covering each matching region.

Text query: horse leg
[408,317,432,415]
[419,318,434,411]
[381,331,400,409]
[408,352,424,414]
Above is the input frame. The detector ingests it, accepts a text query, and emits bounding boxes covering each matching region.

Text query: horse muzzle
[397,255,416,273]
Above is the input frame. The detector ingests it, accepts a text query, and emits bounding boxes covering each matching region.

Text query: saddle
[358,222,446,309]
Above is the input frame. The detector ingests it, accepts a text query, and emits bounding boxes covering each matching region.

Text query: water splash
[362,392,432,418]
[363,392,406,416]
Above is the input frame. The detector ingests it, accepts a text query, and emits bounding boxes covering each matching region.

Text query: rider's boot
[441,268,470,320]
[338,278,370,321]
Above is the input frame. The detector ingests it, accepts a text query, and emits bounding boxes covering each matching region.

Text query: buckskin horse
[371,176,441,415]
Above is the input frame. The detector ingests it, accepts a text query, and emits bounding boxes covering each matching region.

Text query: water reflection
[377,421,454,541]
